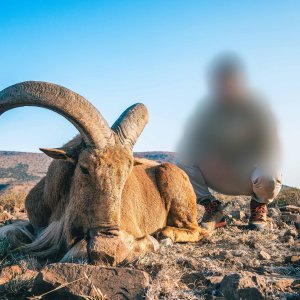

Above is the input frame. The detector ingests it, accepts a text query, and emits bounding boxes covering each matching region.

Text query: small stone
[268,207,281,218]
[233,220,244,226]
[248,259,261,268]
[294,222,300,230]
[281,235,295,244]
[285,255,300,265]
[274,278,294,290]
[216,250,232,260]
[176,258,199,270]
[279,205,300,213]
[231,210,246,221]
[0,265,37,285]
[0,210,13,223]
[281,212,300,223]
[232,250,246,257]
[276,219,289,229]
[284,228,298,238]
[208,275,224,285]
[160,237,173,247]
[181,271,205,287]
[290,255,300,263]
[234,261,244,269]
[258,250,271,260]
[0,265,22,284]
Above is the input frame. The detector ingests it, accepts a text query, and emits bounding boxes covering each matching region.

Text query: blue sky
[0,1,299,187]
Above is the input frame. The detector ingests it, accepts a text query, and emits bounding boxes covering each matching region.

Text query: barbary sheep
[0,81,207,265]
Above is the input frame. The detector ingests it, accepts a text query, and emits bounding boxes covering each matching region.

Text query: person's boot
[248,198,268,230]
[199,199,226,231]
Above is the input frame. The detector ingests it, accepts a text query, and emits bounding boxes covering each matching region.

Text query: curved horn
[0,81,113,148]
[111,103,148,148]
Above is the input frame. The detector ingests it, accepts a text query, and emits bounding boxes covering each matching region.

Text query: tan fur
[0,134,207,264]
[16,134,207,264]
[0,111,207,264]
[0,83,207,263]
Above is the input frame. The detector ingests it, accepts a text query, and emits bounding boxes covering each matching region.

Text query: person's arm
[177,100,211,163]
[254,99,281,172]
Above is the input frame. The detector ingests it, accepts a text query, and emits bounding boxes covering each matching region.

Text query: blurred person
[178,53,282,231]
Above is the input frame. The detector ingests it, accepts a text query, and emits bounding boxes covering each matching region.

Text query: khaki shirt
[178,94,281,192]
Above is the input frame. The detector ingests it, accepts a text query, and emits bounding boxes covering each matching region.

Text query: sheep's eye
[80,166,89,175]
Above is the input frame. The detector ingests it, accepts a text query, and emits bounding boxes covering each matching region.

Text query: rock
[181,271,205,287]
[176,258,199,270]
[31,263,149,300]
[220,272,266,300]
[0,265,22,285]
[208,275,224,285]
[0,265,37,285]
[268,207,281,218]
[232,220,244,226]
[215,250,232,260]
[258,250,271,260]
[0,210,13,223]
[290,256,300,264]
[232,250,246,257]
[284,228,298,238]
[283,292,300,300]
[281,212,300,223]
[231,210,246,221]
[276,219,290,229]
[285,255,300,265]
[294,222,300,230]
[279,205,300,213]
[160,237,173,247]
[249,259,261,268]
[285,236,295,244]
[274,278,294,290]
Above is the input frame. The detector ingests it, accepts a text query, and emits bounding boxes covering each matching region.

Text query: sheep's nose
[88,226,119,239]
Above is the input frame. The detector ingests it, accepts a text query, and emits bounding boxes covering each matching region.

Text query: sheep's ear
[40,148,75,163]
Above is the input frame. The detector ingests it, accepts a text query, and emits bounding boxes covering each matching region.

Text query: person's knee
[253,176,282,203]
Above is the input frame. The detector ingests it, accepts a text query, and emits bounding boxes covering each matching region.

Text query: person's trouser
[178,163,282,204]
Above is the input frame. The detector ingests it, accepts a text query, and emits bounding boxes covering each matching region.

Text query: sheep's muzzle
[87,227,132,266]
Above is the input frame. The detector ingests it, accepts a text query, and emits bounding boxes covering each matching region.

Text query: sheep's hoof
[160,237,173,247]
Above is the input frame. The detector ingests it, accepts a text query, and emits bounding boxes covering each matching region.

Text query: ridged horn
[0,81,113,148]
[111,103,148,148]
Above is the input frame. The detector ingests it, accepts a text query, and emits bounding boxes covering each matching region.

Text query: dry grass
[0,187,299,299]
[0,251,40,299]
[0,191,27,213]
[271,186,300,207]
[132,187,300,299]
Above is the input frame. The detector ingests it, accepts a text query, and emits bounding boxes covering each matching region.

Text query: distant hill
[134,151,177,164]
[0,150,176,194]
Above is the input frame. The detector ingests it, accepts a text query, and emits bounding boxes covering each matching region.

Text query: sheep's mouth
[87,228,130,266]
[88,226,120,238]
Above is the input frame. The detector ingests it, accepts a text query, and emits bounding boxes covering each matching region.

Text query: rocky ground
[0,187,299,299]
[0,151,299,299]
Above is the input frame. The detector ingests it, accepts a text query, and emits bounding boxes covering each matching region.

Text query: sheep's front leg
[155,163,210,243]
[60,239,88,263]
[156,225,208,243]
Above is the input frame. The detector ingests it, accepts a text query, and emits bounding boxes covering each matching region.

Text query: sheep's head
[0,81,148,264]
[41,138,134,244]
